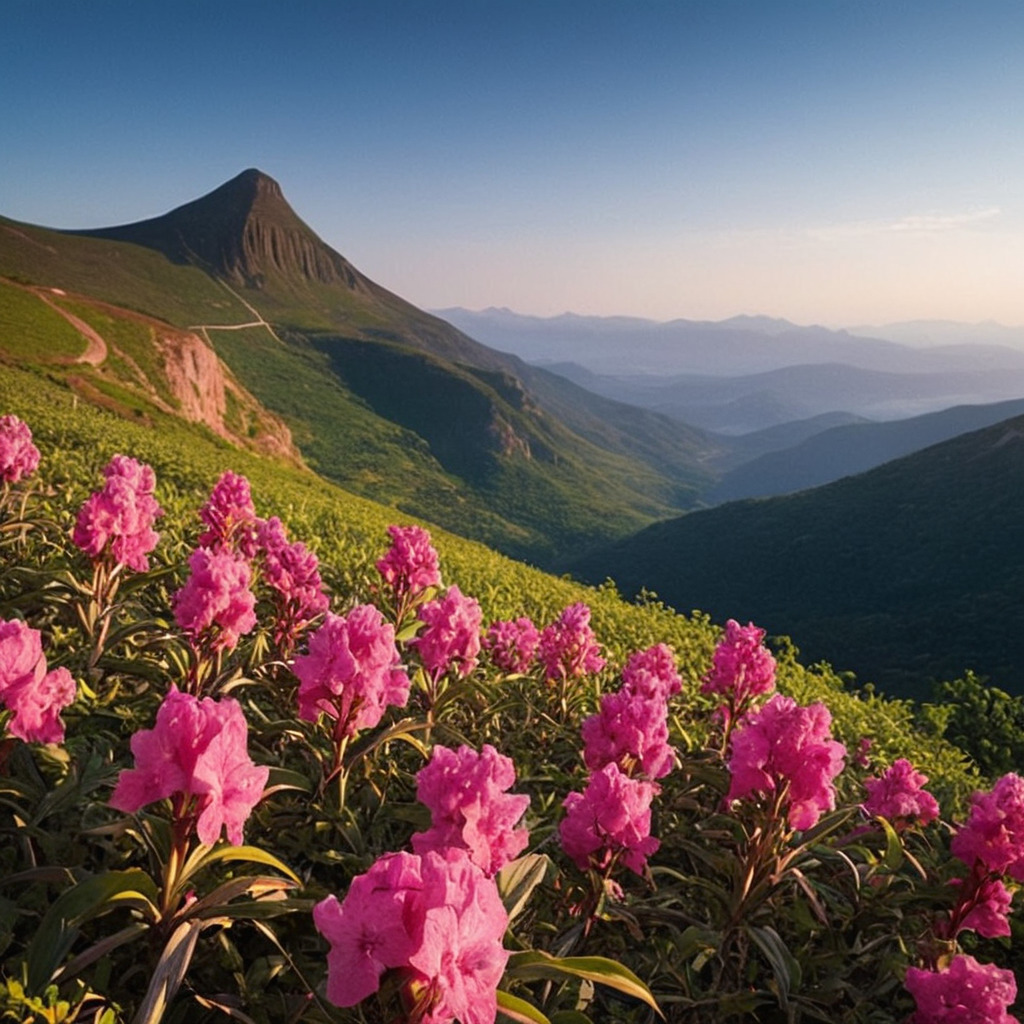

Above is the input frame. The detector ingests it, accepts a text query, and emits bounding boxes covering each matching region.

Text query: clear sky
[3,0,1023,326]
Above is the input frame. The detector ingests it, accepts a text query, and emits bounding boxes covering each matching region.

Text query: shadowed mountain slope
[569,414,1024,699]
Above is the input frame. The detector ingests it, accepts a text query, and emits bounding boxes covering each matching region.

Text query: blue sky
[3,0,1023,325]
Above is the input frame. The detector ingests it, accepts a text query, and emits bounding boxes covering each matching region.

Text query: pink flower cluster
[727,694,846,830]
[109,687,268,845]
[173,546,257,652]
[702,619,776,725]
[412,744,530,876]
[292,605,410,735]
[621,643,682,702]
[560,762,660,876]
[412,585,482,680]
[376,524,441,605]
[951,772,1024,881]
[257,516,329,651]
[862,758,940,827]
[482,616,539,675]
[538,603,605,683]
[199,470,259,558]
[0,414,40,484]
[905,954,1018,1024]
[72,455,163,572]
[314,848,509,1024]
[581,689,674,781]
[0,618,76,744]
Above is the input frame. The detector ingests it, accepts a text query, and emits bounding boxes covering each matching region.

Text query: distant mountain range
[438,307,1024,432]
[569,413,1024,699]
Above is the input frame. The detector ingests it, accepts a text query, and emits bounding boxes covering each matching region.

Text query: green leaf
[877,815,905,871]
[26,869,160,994]
[133,918,205,1024]
[505,951,662,1017]
[748,925,802,1006]
[176,843,301,892]
[496,989,551,1024]
[496,854,554,926]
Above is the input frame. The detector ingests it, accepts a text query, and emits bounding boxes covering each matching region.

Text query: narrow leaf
[496,989,551,1024]
[505,951,662,1017]
[496,854,554,925]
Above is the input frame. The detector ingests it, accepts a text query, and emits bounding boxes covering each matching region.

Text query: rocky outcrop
[157,328,300,461]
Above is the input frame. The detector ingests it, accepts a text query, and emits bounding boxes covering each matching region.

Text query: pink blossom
[581,690,675,780]
[621,643,682,701]
[862,758,940,827]
[560,762,660,876]
[408,849,510,1024]
[257,516,329,651]
[376,524,441,604]
[198,471,258,558]
[412,744,530,876]
[173,546,257,652]
[538,603,605,683]
[905,954,1019,1024]
[313,851,424,1007]
[702,620,776,720]
[0,414,41,484]
[292,605,409,734]
[411,585,482,680]
[951,773,1024,881]
[0,618,76,744]
[950,873,1014,939]
[482,617,539,675]
[314,848,509,1024]
[72,455,163,572]
[727,694,846,830]
[110,687,268,845]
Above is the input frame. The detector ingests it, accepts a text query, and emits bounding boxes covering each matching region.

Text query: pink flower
[951,773,1024,881]
[621,643,682,701]
[110,687,268,845]
[314,848,509,1024]
[482,617,539,675]
[173,546,257,652]
[0,415,41,484]
[581,690,675,780]
[538,603,605,683]
[0,618,76,744]
[412,744,530,876]
[292,605,410,734]
[257,516,329,651]
[950,873,1014,939]
[702,620,776,721]
[376,524,441,604]
[727,694,846,830]
[198,471,259,558]
[905,954,1019,1024]
[560,762,660,876]
[862,758,940,827]
[411,585,482,680]
[72,455,163,572]
[313,851,423,1007]
[408,849,510,1024]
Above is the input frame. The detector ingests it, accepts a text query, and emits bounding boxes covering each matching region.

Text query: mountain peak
[76,169,363,292]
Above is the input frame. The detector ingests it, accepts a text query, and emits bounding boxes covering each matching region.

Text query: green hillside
[0,170,718,567]
[570,414,1024,700]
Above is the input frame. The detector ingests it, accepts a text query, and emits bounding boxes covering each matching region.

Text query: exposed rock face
[157,327,300,460]
[80,169,369,293]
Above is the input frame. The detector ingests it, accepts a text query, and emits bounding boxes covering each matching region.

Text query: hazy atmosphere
[4,0,1024,326]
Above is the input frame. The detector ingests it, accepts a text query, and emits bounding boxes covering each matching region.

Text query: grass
[0,278,86,361]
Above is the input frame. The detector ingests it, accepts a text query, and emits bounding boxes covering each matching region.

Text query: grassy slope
[0,363,980,809]
[1,216,689,566]
[571,415,1024,700]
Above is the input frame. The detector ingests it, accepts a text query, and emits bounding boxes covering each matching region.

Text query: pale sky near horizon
[3,0,1024,327]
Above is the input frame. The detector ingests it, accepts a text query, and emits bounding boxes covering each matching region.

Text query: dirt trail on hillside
[22,284,108,365]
